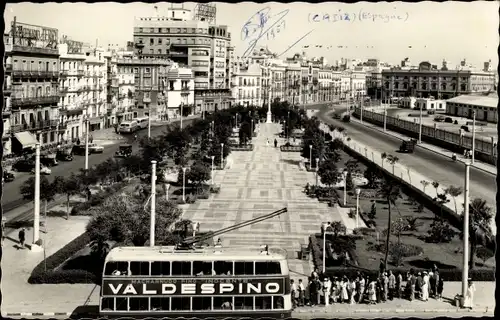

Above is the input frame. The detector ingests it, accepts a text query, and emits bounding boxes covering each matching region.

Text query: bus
[134,117,149,130]
[118,121,139,134]
[99,245,292,319]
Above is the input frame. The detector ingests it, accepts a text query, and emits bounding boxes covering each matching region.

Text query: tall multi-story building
[132,5,233,113]
[113,57,170,121]
[318,67,334,102]
[109,51,137,123]
[81,47,107,131]
[58,41,86,142]
[284,61,301,106]
[4,18,60,155]
[231,58,262,107]
[382,61,496,100]
[166,62,195,118]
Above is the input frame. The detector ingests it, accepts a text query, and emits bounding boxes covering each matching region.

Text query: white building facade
[166,63,195,118]
[231,59,262,107]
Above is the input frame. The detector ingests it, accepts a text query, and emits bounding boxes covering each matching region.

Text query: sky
[4,1,499,68]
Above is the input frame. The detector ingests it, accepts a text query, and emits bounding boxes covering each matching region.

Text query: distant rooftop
[447,94,498,108]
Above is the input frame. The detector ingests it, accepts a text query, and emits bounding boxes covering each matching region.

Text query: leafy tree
[300,117,326,162]
[139,136,169,166]
[317,161,341,187]
[330,138,344,151]
[324,221,346,237]
[427,220,457,243]
[60,174,81,218]
[444,185,462,213]
[121,154,145,177]
[345,159,359,174]
[382,219,406,245]
[463,198,493,269]
[345,170,354,191]
[476,247,494,265]
[187,162,211,194]
[164,125,192,166]
[86,193,183,247]
[434,192,450,220]
[364,164,383,188]
[377,178,402,267]
[431,181,440,197]
[20,176,57,219]
[238,121,252,145]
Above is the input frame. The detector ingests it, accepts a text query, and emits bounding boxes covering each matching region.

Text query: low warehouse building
[445,94,498,123]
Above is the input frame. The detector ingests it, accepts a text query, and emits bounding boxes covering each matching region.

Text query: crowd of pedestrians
[291,265,448,309]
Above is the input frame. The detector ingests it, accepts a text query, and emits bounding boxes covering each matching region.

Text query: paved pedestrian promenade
[181,122,354,281]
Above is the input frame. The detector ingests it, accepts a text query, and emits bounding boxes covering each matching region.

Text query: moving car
[399,139,417,153]
[3,171,15,182]
[39,153,58,167]
[56,148,74,161]
[31,165,52,175]
[88,143,104,154]
[12,159,35,172]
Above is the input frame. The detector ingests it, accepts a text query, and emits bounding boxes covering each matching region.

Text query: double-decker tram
[99,208,292,319]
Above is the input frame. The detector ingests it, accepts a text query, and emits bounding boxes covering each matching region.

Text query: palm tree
[377,178,402,267]
[445,185,463,213]
[431,181,440,198]
[420,180,430,194]
[386,155,399,175]
[467,198,493,270]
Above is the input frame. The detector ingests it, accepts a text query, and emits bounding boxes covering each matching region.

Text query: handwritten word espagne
[308,9,409,23]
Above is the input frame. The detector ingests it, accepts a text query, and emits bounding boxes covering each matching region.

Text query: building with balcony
[58,42,86,142]
[133,6,233,112]
[382,61,496,100]
[318,67,335,103]
[81,48,108,131]
[113,57,170,122]
[231,58,262,107]
[109,53,136,123]
[4,18,60,154]
[166,63,195,118]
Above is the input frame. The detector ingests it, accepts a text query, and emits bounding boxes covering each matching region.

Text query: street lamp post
[309,145,312,170]
[180,103,184,130]
[471,111,476,164]
[182,167,187,202]
[84,115,89,171]
[342,170,348,205]
[383,104,387,132]
[165,183,170,201]
[148,104,152,138]
[251,119,254,136]
[462,162,470,301]
[321,223,335,274]
[418,102,423,143]
[150,161,156,247]
[355,188,361,229]
[315,157,320,187]
[211,155,215,185]
[220,143,224,169]
[32,143,41,251]
[266,85,272,123]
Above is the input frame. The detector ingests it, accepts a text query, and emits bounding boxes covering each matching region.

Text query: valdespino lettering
[103,278,284,296]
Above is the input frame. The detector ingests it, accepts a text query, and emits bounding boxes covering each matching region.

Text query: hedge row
[28,232,98,284]
[280,146,302,152]
[231,144,254,151]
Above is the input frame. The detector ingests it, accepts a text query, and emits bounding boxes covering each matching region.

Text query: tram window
[150,297,170,311]
[101,297,114,311]
[104,261,129,276]
[115,297,127,311]
[214,296,232,310]
[255,296,272,310]
[255,261,281,274]
[151,261,170,276]
[129,297,149,311]
[130,261,150,276]
[234,296,253,310]
[193,261,213,276]
[272,296,284,309]
[234,261,254,275]
[214,261,233,275]
[172,261,192,275]
[171,297,191,310]
[192,297,212,310]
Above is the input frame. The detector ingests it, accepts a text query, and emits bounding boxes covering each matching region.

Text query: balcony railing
[11,120,59,133]
[5,63,12,72]
[3,82,12,92]
[181,86,191,91]
[12,70,59,79]
[11,96,59,107]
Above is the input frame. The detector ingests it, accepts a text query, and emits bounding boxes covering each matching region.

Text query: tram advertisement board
[102,277,286,296]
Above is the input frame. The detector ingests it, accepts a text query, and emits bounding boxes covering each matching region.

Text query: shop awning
[14,131,38,149]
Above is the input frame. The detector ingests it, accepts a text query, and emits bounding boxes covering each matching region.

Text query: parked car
[461,125,469,132]
[3,171,15,182]
[444,117,453,123]
[88,143,104,154]
[434,115,445,122]
[31,166,52,175]
[12,159,35,172]
[56,148,74,161]
[39,153,58,167]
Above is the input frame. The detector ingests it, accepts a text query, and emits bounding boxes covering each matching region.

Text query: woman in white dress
[341,277,349,303]
[368,281,377,304]
[421,271,429,301]
[463,279,476,309]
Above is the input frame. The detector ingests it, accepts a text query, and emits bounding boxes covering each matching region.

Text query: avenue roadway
[315,104,496,207]
[2,118,197,213]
